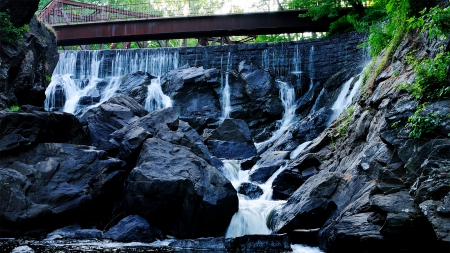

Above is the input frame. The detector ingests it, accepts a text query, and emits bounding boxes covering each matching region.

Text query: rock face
[248,151,290,183]
[0,143,126,236]
[0,16,58,108]
[125,137,238,238]
[0,109,90,155]
[205,118,257,159]
[270,31,450,253]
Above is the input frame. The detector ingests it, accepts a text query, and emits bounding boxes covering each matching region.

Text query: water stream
[221,52,232,120]
[45,50,179,115]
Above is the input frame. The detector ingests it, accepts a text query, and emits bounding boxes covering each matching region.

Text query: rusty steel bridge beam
[53,10,335,46]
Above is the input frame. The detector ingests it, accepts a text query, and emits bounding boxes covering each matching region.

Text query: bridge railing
[39,0,290,25]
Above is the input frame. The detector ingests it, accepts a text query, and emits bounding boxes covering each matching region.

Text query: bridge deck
[53,10,334,46]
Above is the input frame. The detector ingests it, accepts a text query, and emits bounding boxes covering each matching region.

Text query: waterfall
[144,77,172,112]
[308,46,315,90]
[223,160,286,238]
[221,52,232,120]
[224,140,312,238]
[255,80,296,150]
[330,74,362,123]
[44,50,179,116]
[291,45,301,75]
[310,88,326,113]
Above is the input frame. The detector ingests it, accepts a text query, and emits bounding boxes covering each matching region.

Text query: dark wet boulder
[272,153,321,200]
[272,172,342,234]
[206,118,257,159]
[116,71,156,105]
[0,110,90,155]
[169,237,227,251]
[224,234,292,253]
[103,215,163,242]
[248,151,289,184]
[161,66,222,131]
[125,137,238,238]
[74,229,103,239]
[0,143,126,236]
[237,182,263,200]
[80,95,147,149]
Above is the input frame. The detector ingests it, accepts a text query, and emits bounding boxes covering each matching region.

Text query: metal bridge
[38,0,338,48]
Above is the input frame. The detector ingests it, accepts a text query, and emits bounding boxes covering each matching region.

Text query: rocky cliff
[0,0,59,109]
[270,29,450,253]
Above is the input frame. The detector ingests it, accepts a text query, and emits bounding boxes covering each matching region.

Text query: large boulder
[80,95,147,149]
[0,143,126,236]
[206,118,257,159]
[116,71,155,105]
[103,215,163,242]
[161,66,222,132]
[272,153,321,200]
[125,137,238,238]
[0,109,90,155]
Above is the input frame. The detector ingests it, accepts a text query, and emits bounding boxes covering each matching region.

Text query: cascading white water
[223,160,286,238]
[310,88,326,113]
[44,50,179,116]
[144,77,172,112]
[223,139,312,238]
[255,80,296,150]
[221,52,232,120]
[330,74,362,123]
[308,46,315,90]
[291,45,302,76]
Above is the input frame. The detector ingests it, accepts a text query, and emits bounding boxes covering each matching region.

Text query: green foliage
[0,11,24,45]
[7,105,20,112]
[408,6,450,39]
[45,75,52,82]
[401,48,450,102]
[406,104,443,139]
[329,15,357,35]
[337,106,354,137]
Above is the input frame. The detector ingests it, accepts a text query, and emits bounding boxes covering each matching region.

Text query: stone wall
[72,32,366,85]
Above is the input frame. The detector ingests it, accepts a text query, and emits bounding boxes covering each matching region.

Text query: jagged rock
[248,151,290,183]
[206,118,257,159]
[224,234,292,253]
[169,237,226,251]
[11,246,34,253]
[0,143,126,236]
[74,229,103,239]
[272,172,342,233]
[116,71,156,105]
[45,224,81,240]
[103,215,163,242]
[272,153,321,200]
[125,137,238,238]
[240,156,259,171]
[80,95,147,149]
[237,182,263,199]
[0,110,90,155]
[161,66,222,131]
[0,16,58,108]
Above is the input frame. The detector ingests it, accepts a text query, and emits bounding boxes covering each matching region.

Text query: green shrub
[337,106,354,137]
[406,105,443,139]
[6,105,20,112]
[45,75,52,82]
[329,15,356,36]
[408,6,450,39]
[0,11,24,45]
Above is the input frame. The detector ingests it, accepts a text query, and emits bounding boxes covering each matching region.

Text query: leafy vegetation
[0,11,25,45]
[337,106,354,137]
[6,105,20,112]
[406,104,444,139]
